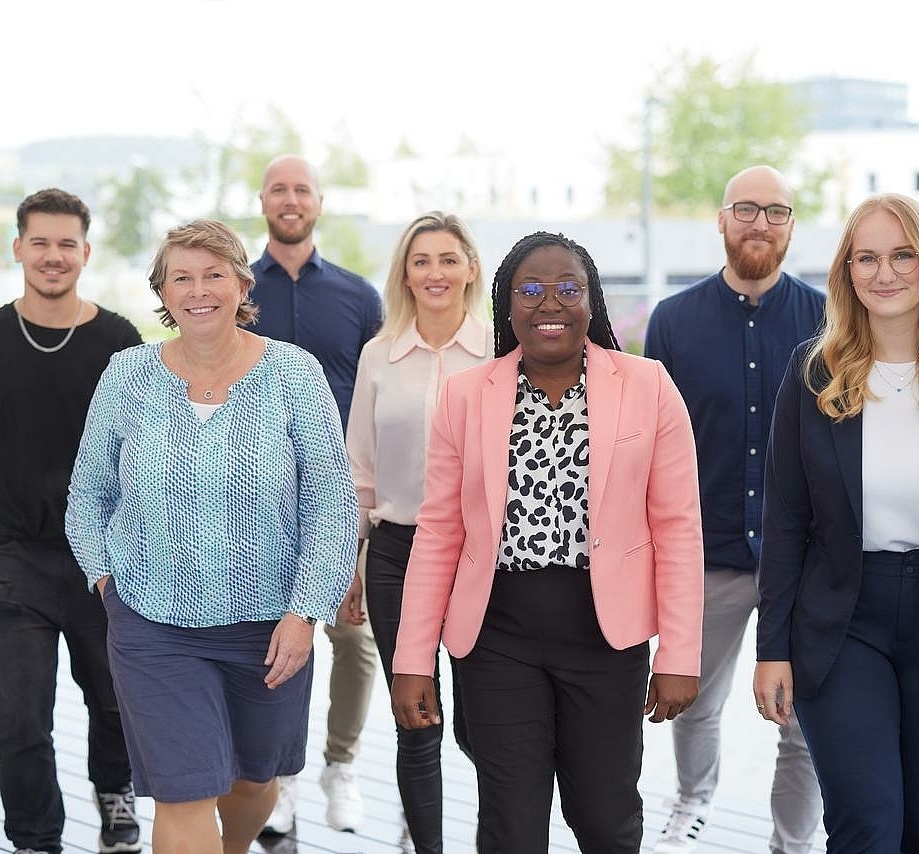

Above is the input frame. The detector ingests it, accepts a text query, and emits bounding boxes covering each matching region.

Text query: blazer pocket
[614,431,643,445]
[623,538,653,557]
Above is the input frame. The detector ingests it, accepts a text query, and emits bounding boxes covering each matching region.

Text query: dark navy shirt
[251,247,382,430]
[644,271,825,571]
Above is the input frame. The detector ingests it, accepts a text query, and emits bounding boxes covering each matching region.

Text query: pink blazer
[392,341,704,678]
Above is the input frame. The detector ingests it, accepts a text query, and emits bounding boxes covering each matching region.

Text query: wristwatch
[302,615,318,626]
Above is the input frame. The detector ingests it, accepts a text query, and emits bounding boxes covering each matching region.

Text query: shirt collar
[517,348,588,400]
[388,313,490,363]
[259,245,323,276]
[717,268,787,310]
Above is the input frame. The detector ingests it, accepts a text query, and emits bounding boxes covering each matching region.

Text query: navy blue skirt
[101,581,312,802]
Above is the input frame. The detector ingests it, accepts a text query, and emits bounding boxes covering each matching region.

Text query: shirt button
[748,530,756,538]
[749,448,757,455]
[749,362,756,369]
[749,320,755,327]
[748,489,755,497]
[750,405,757,413]
[738,294,746,301]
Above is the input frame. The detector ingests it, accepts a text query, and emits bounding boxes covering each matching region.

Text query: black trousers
[457,565,648,854]
[0,541,132,854]
[366,521,472,854]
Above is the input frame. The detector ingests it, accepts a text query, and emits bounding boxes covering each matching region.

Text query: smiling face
[719,166,794,283]
[13,212,90,302]
[159,247,248,336]
[260,156,323,246]
[509,244,590,375]
[849,208,919,330]
[404,229,477,321]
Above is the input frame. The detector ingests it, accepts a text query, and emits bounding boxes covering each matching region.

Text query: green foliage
[604,53,824,218]
[318,215,379,280]
[191,103,304,241]
[323,124,370,188]
[394,137,419,158]
[99,164,172,262]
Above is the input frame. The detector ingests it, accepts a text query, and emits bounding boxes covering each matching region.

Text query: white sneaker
[319,761,364,832]
[261,775,297,836]
[653,800,712,852]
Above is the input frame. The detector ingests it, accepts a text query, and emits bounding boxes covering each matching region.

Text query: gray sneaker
[15,849,52,853]
[95,785,142,853]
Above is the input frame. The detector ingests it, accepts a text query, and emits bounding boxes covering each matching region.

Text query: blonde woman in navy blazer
[755,193,919,852]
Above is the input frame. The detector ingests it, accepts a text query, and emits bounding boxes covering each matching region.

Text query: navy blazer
[757,342,865,698]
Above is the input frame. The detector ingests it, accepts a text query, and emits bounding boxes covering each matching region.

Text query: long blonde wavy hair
[805,193,919,420]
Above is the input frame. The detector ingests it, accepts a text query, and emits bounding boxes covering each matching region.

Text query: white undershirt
[862,362,919,551]
[190,401,221,423]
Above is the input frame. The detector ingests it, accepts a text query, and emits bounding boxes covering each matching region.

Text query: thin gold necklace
[14,299,83,353]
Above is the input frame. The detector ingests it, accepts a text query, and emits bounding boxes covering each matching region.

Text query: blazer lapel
[830,413,863,532]
[586,343,622,519]
[481,351,519,547]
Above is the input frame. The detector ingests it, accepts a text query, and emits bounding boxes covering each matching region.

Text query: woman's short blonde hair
[148,219,259,329]
[377,211,486,339]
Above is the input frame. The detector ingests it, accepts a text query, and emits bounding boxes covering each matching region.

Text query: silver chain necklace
[14,299,83,354]
[873,360,918,393]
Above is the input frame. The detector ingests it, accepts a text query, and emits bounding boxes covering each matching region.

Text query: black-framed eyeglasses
[511,281,586,308]
[723,202,794,225]
[847,250,919,279]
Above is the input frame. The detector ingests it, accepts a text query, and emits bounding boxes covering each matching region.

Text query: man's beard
[268,218,313,245]
[724,233,790,281]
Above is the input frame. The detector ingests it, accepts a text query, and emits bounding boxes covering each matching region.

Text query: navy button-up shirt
[251,247,382,430]
[644,271,825,571]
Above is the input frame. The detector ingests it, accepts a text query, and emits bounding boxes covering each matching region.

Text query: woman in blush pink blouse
[346,212,492,854]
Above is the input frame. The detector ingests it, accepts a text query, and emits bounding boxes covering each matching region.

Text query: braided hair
[492,231,620,357]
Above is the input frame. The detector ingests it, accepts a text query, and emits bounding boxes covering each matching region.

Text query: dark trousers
[456,565,648,854]
[795,550,919,854]
[366,521,472,854]
[0,541,132,854]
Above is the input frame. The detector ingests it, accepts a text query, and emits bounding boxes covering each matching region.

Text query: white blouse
[862,362,919,552]
[346,314,493,538]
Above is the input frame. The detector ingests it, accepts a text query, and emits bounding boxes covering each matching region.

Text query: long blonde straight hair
[377,211,486,340]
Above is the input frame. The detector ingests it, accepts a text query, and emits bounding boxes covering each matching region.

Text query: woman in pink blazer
[391,231,704,853]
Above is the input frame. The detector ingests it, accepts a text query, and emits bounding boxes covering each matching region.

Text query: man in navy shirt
[644,166,824,854]
[252,155,382,837]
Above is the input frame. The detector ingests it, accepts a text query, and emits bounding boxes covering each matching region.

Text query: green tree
[99,163,172,261]
[322,124,370,188]
[318,215,378,280]
[184,103,305,240]
[605,53,826,218]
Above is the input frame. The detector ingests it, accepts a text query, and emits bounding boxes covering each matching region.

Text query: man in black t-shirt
[0,190,143,854]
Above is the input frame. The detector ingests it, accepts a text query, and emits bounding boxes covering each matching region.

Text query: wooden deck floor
[0,625,827,853]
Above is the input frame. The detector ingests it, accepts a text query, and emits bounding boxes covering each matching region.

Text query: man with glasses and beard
[644,166,824,854]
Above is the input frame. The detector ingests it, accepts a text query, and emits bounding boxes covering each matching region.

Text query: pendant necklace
[15,299,83,354]
[873,360,918,393]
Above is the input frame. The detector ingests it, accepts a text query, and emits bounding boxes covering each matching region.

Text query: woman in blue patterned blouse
[66,219,359,853]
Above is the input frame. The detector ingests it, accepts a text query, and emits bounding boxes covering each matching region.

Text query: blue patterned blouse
[66,338,358,628]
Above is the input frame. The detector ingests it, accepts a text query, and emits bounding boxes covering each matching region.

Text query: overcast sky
[5,0,919,163]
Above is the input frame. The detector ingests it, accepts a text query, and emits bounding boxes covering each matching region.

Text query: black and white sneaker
[95,785,142,853]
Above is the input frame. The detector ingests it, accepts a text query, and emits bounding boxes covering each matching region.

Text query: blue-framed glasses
[511,281,586,308]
